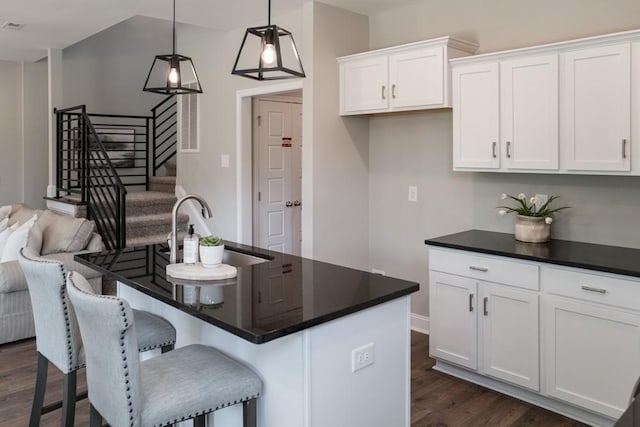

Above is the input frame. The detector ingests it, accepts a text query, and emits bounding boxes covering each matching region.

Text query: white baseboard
[410,313,429,335]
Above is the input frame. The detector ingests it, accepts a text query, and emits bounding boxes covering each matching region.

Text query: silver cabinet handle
[623,139,627,159]
[293,200,301,207]
[381,85,386,100]
[469,266,488,272]
[581,285,607,294]
[492,142,497,159]
[483,297,489,316]
[469,294,474,312]
[285,201,293,207]
[392,84,397,99]
[506,141,512,158]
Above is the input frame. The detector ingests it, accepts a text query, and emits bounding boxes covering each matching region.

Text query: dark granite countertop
[425,229,640,279]
[76,242,418,344]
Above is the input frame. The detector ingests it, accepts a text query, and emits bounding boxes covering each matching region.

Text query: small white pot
[514,215,550,243]
[199,244,225,267]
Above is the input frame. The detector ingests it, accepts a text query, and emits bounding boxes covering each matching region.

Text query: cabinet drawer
[543,266,640,311]
[429,248,539,290]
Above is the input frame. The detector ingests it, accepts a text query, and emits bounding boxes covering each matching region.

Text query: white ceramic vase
[514,215,550,243]
[199,244,224,267]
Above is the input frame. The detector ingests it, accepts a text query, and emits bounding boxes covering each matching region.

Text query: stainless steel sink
[222,250,269,267]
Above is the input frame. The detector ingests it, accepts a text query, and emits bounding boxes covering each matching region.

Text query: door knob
[293,200,301,207]
[285,201,293,207]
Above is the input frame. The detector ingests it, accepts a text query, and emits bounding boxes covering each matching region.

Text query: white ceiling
[0,0,423,62]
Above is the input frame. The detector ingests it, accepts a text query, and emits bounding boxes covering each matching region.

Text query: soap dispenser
[183,224,199,265]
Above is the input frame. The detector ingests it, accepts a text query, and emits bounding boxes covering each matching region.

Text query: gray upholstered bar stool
[18,248,177,427]
[67,271,262,427]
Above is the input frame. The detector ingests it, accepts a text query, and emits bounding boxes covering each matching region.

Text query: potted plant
[199,235,224,267]
[497,193,570,243]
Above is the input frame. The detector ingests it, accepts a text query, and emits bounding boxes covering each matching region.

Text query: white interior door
[253,98,302,255]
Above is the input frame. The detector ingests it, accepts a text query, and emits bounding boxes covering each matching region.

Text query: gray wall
[367,0,640,318]
[23,58,49,209]
[310,3,370,269]
[0,60,23,206]
[63,15,172,116]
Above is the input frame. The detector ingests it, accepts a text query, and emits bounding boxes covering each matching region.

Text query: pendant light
[143,0,202,94]
[232,0,305,81]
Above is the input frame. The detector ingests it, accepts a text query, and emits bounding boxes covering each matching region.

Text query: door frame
[235,81,304,247]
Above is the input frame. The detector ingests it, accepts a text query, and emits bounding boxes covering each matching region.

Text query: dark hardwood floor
[1,332,587,426]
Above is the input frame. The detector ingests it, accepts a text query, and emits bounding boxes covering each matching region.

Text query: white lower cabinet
[429,246,640,424]
[543,266,640,419]
[429,268,539,391]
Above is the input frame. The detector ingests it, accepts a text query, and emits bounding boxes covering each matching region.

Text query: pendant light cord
[172,0,176,54]
[268,0,271,25]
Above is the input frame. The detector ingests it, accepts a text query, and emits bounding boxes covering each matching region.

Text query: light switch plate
[408,186,418,202]
[221,154,230,168]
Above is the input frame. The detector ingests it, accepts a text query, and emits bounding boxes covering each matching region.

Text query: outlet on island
[352,342,375,373]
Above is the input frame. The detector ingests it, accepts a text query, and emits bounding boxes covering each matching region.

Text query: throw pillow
[1,214,38,262]
[0,222,19,256]
[0,218,8,233]
[39,210,95,255]
[0,205,10,221]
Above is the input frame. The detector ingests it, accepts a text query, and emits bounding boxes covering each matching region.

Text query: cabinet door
[560,44,631,171]
[389,46,444,109]
[340,56,388,115]
[501,55,558,170]
[482,284,539,391]
[429,271,478,370]
[452,62,500,169]
[544,295,640,418]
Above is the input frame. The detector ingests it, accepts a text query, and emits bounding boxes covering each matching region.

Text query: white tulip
[498,209,507,216]
[517,193,526,200]
[530,196,538,205]
[501,193,508,200]
[545,217,553,225]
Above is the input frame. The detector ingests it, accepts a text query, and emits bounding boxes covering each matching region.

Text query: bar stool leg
[193,414,206,427]
[89,403,102,427]
[61,371,77,427]
[29,352,48,427]
[243,399,257,427]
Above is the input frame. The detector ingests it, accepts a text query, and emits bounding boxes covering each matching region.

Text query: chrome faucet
[170,194,213,264]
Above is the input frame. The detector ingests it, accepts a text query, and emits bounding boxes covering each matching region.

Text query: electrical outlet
[352,342,375,372]
[408,186,418,202]
[221,154,230,168]
[535,194,548,208]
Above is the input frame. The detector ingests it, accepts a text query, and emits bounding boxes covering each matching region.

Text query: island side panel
[118,283,307,427]
[309,296,411,427]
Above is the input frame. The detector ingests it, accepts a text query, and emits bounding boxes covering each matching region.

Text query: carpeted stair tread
[126,212,188,226]
[126,191,177,216]
[148,176,177,184]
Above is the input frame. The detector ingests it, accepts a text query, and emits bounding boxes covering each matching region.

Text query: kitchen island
[77,243,418,427]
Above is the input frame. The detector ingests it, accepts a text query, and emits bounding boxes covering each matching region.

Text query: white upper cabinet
[501,54,559,170]
[451,29,640,175]
[388,46,444,109]
[452,62,500,169]
[560,43,631,172]
[341,55,389,114]
[338,37,478,116]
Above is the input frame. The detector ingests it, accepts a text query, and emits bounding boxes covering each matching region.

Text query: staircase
[53,99,193,249]
[125,162,189,247]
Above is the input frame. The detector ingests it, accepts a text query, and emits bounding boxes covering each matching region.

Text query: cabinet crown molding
[337,36,478,63]
[450,28,640,65]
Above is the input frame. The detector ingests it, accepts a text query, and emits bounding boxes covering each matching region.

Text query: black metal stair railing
[150,96,177,177]
[54,97,177,249]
